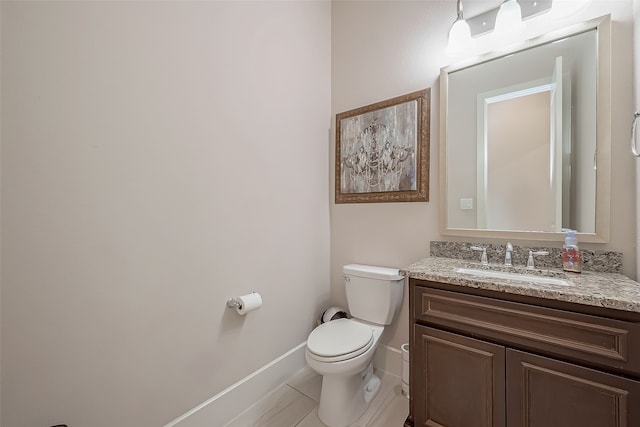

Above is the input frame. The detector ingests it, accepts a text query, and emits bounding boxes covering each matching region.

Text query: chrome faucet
[504,242,513,267]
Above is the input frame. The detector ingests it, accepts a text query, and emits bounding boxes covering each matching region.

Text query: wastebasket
[401,343,409,398]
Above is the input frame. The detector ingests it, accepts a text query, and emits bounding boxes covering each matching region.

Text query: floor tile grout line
[294,406,319,427]
[224,384,307,427]
[361,382,402,427]
[252,386,313,427]
[286,380,321,404]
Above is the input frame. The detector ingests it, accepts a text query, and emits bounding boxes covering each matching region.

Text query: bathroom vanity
[418,11,629,425]
[402,256,640,427]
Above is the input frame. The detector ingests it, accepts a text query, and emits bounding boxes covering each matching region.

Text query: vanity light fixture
[458,1,553,39]
[446,0,475,57]
[492,0,525,39]
[446,0,559,57]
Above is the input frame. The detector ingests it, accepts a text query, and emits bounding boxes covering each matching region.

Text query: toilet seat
[307,318,374,363]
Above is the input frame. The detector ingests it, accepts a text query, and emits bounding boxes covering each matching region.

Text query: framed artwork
[335,88,430,203]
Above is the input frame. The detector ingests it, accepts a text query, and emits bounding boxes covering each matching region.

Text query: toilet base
[317,363,380,427]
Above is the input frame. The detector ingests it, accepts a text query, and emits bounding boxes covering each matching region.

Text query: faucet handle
[527,250,549,269]
[471,246,488,265]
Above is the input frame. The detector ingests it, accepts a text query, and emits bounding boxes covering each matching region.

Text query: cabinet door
[507,349,640,427]
[414,325,506,427]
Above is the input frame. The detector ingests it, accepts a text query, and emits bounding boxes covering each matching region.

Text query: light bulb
[493,0,525,39]
[446,18,474,56]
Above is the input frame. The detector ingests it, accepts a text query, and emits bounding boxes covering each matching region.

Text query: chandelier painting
[335,89,430,203]
[341,116,415,193]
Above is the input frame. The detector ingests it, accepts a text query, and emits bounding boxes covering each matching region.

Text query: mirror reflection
[441,16,610,242]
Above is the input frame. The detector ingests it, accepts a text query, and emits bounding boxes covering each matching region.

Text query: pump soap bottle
[562,229,581,273]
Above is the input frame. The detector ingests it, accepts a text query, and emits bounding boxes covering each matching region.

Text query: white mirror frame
[439,15,611,243]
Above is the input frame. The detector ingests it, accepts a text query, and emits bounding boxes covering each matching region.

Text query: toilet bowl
[305,319,384,427]
[305,264,404,427]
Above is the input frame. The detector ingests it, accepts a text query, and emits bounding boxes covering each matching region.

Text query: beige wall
[331,0,636,353]
[0,2,3,423]
[634,0,640,280]
[0,1,331,426]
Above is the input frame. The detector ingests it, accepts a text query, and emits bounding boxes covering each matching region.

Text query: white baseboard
[164,342,307,427]
[373,344,403,378]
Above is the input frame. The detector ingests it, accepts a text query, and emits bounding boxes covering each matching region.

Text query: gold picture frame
[335,88,430,203]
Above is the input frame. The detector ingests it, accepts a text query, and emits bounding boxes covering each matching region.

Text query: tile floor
[224,367,409,427]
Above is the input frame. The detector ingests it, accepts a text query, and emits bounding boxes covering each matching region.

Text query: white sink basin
[455,268,574,287]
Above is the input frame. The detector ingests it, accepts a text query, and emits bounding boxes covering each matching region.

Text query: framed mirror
[440,15,611,243]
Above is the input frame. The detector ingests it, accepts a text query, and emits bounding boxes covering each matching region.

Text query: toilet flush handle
[343,275,351,282]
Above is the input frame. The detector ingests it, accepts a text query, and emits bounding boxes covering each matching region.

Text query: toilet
[305,264,405,427]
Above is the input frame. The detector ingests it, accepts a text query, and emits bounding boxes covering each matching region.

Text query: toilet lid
[307,318,373,358]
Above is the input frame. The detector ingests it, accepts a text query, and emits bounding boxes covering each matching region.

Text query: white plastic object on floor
[401,343,410,399]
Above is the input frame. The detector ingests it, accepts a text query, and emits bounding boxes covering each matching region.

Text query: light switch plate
[460,198,474,210]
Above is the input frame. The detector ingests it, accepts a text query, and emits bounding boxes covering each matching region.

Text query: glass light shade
[446,19,474,56]
[492,0,525,38]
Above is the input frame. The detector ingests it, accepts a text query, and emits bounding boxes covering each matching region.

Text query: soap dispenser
[562,229,581,273]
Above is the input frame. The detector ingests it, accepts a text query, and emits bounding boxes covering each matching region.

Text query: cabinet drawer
[413,286,640,376]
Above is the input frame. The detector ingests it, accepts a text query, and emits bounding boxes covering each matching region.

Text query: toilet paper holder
[227,297,243,309]
[227,292,258,310]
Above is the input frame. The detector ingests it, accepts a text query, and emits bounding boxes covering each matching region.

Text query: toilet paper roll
[235,292,263,315]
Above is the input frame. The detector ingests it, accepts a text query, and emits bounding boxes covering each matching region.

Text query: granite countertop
[402,256,640,313]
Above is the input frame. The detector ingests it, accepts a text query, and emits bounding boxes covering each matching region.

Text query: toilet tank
[343,264,405,325]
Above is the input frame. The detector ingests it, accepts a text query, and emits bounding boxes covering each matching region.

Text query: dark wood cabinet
[413,326,505,427]
[406,279,640,427]
[506,349,640,427]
